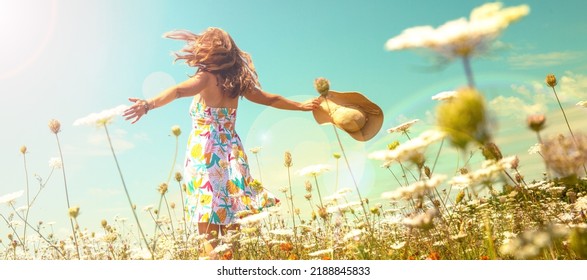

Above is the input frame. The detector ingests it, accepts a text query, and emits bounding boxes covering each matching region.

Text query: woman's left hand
[300,98,321,111]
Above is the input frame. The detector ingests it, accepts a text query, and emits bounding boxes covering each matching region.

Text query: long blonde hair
[164,27,260,98]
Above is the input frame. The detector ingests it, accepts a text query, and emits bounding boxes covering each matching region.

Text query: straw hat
[313,90,384,141]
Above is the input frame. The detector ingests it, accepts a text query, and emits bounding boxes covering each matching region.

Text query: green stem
[104,125,153,259]
[54,134,80,260]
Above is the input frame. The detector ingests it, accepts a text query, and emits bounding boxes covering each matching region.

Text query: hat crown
[332,106,366,133]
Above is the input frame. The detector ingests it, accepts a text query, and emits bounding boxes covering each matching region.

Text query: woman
[122,27,319,252]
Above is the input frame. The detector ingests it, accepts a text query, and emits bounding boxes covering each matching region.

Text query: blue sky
[1,0,587,238]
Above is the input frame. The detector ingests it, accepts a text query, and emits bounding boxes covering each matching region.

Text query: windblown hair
[163,27,260,98]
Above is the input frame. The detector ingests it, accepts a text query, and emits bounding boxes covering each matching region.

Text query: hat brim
[312,91,383,142]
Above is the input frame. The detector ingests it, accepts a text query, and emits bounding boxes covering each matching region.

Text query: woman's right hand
[300,98,321,111]
[123,97,149,124]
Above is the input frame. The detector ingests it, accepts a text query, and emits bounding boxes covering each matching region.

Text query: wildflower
[236,211,269,225]
[575,196,587,211]
[280,242,294,252]
[171,125,181,137]
[49,157,63,169]
[545,74,557,88]
[369,130,445,166]
[432,91,457,101]
[143,204,154,212]
[387,119,419,134]
[481,142,503,160]
[333,153,341,159]
[170,202,176,209]
[528,143,542,155]
[527,114,546,132]
[48,119,61,134]
[101,219,108,228]
[343,229,363,242]
[541,133,587,178]
[314,77,330,96]
[304,193,312,201]
[302,181,312,193]
[382,174,446,201]
[386,141,400,151]
[297,164,331,177]
[158,183,168,195]
[499,224,568,259]
[284,151,293,167]
[174,171,183,182]
[390,241,406,250]
[249,146,261,154]
[270,229,294,236]
[73,104,128,127]
[308,248,333,257]
[68,206,80,218]
[19,145,27,154]
[384,2,530,58]
[0,190,24,205]
[577,101,587,108]
[450,156,518,186]
[402,208,439,229]
[436,88,490,148]
[326,201,362,214]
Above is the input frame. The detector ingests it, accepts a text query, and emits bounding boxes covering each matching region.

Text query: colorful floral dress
[183,100,278,225]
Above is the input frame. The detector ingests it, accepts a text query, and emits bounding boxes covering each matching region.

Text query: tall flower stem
[286,166,297,235]
[254,153,263,184]
[550,85,587,175]
[21,151,30,253]
[462,55,475,88]
[103,125,153,259]
[166,135,179,184]
[325,98,372,230]
[53,134,80,260]
[176,180,189,250]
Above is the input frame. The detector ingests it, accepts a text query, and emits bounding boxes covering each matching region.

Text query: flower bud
[68,206,80,219]
[48,119,61,134]
[171,125,181,137]
[545,74,557,87]
[158,183,168,195]
[175,171,183,182]
[314,77,330,96]
[19,145,27,154]
[284,151,293,167]
[527,114,546,132]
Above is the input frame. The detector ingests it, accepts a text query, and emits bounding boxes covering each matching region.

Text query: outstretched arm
[123,71,210,124]
[244,87,320,111]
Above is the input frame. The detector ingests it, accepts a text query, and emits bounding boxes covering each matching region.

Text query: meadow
[1,2,587,260]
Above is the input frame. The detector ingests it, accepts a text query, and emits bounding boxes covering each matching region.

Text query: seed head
[170,202,176,209]
[158,183,168,195]
[314,77,330,96]
[68,206,80,219]
[284,151,293,167]
[304,180,312,193]
[175,171,183,182]
[333,153,341,159]
[545,74,557,88]
[527,114,546,132]
[48,119,61,134]
[19,145,27,154]
[171,125,181,137]
[101,219,108,228]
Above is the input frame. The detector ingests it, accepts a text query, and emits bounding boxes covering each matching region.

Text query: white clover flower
[385,2,530,59]
[48,157,62,169]
[73,105,129,127]
[0,190,24,205]
[432,91,458,101]
[387,119,419,134]
[381,174,447,201]
[296,164,331,177]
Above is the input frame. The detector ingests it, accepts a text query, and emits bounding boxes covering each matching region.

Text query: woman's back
[195,71,240,109]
